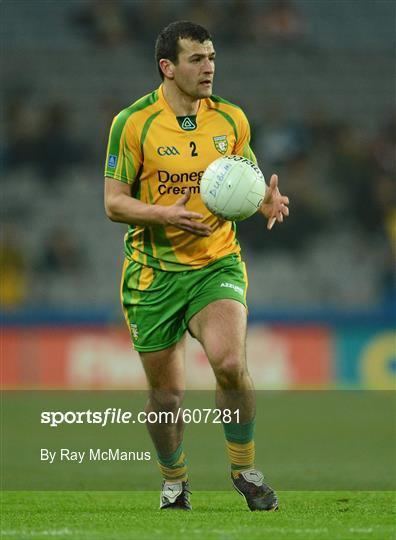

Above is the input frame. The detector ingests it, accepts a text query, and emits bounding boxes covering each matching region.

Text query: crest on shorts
[213,135,228,154]
[130,323,139,341]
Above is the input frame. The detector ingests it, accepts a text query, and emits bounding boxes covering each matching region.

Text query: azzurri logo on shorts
[108,154,118,168]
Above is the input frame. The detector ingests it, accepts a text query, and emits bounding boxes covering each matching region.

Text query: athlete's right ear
[159,59,174,80]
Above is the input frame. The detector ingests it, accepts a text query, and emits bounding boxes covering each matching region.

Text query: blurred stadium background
[1,0,395,390]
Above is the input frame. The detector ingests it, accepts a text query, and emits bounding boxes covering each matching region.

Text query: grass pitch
[1,491,395,540]
[2,392,395,538]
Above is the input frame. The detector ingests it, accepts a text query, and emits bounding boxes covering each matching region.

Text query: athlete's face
[172,39,215,99]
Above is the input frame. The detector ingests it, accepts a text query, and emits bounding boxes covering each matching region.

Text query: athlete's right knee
[148,388,185,412]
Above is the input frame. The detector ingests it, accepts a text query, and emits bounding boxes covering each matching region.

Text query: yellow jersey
[105,85,256,271]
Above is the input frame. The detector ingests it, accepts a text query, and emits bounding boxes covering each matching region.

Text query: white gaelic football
[200,155,266,221]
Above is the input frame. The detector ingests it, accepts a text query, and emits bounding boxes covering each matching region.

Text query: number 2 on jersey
[189,141,198,157]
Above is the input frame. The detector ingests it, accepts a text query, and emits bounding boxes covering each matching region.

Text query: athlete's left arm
[235,110,289,230]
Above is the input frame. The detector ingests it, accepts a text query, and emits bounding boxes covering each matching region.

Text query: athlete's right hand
[159,191,212,237]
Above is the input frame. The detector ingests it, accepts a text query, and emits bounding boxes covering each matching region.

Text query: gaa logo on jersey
[213,135,228,154]
[108,154,118,168]
[157,146,180,156]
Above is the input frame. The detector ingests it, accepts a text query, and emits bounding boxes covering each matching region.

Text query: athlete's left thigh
[188,299,247,367]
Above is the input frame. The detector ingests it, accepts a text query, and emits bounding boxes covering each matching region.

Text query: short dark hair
[155,21,212,80]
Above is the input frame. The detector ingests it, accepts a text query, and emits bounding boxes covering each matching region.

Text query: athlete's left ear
[159,59,175,80]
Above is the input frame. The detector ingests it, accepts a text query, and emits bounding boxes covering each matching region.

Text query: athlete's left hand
[259,174,290,230]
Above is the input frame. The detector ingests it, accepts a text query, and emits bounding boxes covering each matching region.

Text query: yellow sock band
[226,440,255,477]
[157,447,188,482]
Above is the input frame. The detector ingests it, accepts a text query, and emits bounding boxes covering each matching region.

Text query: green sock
[157,444,188,482]
[223,420,255,477]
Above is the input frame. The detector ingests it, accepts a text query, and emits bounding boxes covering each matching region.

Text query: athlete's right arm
[104,177,211,237]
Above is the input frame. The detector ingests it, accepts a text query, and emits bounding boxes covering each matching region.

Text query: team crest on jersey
[108,154,118,168]
[213,135,228,154]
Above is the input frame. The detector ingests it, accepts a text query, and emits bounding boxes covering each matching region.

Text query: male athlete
[104,21,289,511]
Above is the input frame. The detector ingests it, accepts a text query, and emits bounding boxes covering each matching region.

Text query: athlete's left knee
[212,355,248,389]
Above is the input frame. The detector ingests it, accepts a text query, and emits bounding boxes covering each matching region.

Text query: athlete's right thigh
[139,337,186,392]
[120,258,188,353]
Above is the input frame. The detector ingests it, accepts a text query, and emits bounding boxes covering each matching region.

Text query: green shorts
[120,254,248,352]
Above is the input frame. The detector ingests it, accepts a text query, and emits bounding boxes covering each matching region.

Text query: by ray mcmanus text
[40,448,152,464]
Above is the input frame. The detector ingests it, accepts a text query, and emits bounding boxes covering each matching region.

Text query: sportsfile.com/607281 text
[40,408,241,427]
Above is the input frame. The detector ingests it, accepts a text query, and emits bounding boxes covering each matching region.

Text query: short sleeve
[104,112,142,184]
[233,109,257,164]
